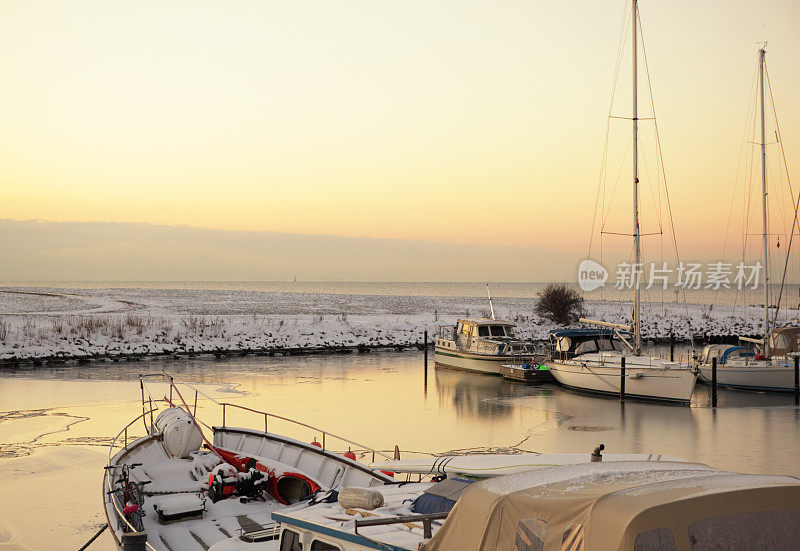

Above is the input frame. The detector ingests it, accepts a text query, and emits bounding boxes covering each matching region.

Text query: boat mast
[759,46,770,353]
[632,0,642,355]
[486,283,496,320]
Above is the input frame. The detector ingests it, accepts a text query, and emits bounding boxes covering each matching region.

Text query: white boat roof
[272,482,436,551]
[424,462,800,551]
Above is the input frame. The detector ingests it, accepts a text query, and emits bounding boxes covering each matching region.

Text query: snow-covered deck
[272,482,436,551]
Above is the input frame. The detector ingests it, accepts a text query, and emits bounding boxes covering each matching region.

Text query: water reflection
[1,351,799,550]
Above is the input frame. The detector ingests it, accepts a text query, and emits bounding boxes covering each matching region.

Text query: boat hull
[434,347,527,375]
[546,361,697,403]
[697,364,798,392]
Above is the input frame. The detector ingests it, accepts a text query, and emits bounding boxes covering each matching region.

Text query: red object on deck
[311,439,322,448]
[380,471,394,477]
[268,472,321,505]
[123,504,139,515]
[344,449,357,460]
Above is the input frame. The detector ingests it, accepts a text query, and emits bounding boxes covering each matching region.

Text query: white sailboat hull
[547,357,697,403]
[697,364,798,392]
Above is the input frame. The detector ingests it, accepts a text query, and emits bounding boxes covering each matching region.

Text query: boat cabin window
[633,527,676,551]
[574,340,599,354]
[688,508,800,550]
[311,541,341,551]
[597,338,616,351]
[478,326,490,337]
[514,518,547,551]
[556,337,572,352]
[461,324,471,336]
[506,326,515,337]
[280,529,302,551]
[490,325,506,337]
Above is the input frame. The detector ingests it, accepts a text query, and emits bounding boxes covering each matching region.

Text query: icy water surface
[0,351,799,549]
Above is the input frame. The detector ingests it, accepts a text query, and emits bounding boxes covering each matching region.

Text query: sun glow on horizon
[0,0,798,263]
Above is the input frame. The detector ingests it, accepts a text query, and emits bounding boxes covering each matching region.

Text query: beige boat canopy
[769,327,800,356]
[423,462,800,551]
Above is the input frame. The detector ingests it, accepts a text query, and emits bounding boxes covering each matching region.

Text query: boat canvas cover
[769,327,800,356]
[422,462,800,551]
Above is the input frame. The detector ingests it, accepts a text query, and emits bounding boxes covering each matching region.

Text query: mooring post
[121,532,147,551]
[712,357,718,408]
[669,332,674,362]
[619,357,626,402]
[794,355,799,406]
[424,329,428,384]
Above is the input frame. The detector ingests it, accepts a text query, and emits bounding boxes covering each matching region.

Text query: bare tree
[535,283,584,325]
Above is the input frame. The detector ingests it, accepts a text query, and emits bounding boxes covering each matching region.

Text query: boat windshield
[598,338,616,351]
[490,326,506,337]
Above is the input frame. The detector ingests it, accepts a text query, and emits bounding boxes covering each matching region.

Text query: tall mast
[759,46,770,352]
[632,0,642,354]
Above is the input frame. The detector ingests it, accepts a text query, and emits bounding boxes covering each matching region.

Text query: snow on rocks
[0,286,795,363]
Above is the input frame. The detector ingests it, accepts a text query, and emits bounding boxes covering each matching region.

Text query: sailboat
[696,46,799,392]
[544,0,697,403]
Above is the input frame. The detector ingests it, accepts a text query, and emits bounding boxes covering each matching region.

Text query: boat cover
[422,461,800,551]
[769,327,800,356]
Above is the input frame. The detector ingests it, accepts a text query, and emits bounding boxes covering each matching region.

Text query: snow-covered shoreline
[0,286,796,363]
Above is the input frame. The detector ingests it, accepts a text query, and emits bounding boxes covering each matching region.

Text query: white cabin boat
[271,460,800,551]
[434,318,535,375]
[696,328,800,392]
[545,329,697,404]
[102,375,393,551]
[695,47,799,394]
[545,0,697,403]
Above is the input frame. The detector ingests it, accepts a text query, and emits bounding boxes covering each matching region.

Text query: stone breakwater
[0,286,792,364]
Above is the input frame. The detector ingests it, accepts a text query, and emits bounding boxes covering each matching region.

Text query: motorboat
[102,374,393,550]
[270,458,800,551]
[434,318,535,375]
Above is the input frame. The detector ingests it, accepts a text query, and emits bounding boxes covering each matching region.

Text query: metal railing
[104,408,160,551]
[143,373,393,461]
[218,401,393,462]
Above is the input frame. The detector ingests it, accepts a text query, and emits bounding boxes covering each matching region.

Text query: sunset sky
[1,1,799,279]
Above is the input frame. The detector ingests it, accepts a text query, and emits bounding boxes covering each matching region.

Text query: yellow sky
[1,0,799,259]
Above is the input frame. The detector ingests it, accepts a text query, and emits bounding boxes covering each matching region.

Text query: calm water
[2,280,798,306]
[0,351,799,550]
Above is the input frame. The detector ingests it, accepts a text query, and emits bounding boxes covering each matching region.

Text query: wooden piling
[669,332,674,362]
[619,356,626,402]
[424,330,428,385]
[794,355,799,406]
[712,357,718,408]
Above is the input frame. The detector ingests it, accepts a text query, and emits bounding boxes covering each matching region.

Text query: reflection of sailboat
[696,47,799,392]
[546,0,696,403]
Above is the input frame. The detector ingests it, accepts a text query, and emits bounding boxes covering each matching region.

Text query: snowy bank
[0,286,796,362]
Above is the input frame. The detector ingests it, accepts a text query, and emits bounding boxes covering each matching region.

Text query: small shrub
[535,283,585,325]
